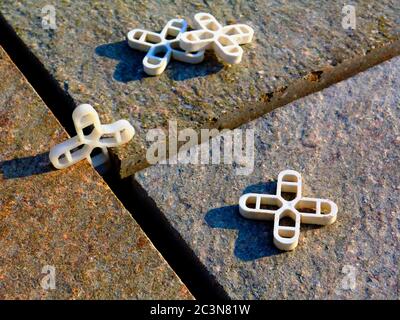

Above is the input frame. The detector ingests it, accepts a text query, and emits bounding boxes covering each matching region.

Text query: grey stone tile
[0,46,192,299]
[1,0,399,177]
[136,56,400,299]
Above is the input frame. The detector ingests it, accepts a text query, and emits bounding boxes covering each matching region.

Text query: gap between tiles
[0,12,228,300]
[1,10,399,300]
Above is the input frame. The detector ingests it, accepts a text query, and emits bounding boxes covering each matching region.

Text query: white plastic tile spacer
[180,13,254,64]
[239,170,337,251]
[49,104,135,170]
[127,18,205,75]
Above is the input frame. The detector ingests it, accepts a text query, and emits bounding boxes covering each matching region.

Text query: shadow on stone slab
[0,152,54,179]
[243,181,278,195]
[205,202,281,261]
[95,41,147,83]
[205,181,282,261]
[95,41,223,83]
[166,53,224,81]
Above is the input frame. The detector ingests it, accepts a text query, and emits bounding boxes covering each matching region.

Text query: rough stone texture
[136,56,400,299]
[0,46,192,300]
[1,0,399,177]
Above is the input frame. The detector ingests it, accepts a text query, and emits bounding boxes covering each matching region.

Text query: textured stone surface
[136,56,400,299]
[1,0,399,177]
[0,46,192,299]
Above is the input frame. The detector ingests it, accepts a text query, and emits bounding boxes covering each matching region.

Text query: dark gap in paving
[2,4,398,299]
[103,168,230,300]
[0,12,228,300]
[0,13,76,135]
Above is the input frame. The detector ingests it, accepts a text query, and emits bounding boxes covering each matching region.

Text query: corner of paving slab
[0,45,193,299]
[134,55,400,299]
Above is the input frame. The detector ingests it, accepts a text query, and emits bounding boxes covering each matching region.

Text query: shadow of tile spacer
[127,18,205,76]
[49,104,135,170]
[239,170,337,251]
[179,12,254,64]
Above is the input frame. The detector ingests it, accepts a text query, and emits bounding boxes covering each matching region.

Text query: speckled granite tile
[136,56,400,299]
[1,0,399,177]
[0,46,192,300]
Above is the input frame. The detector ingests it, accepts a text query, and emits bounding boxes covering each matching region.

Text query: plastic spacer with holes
[238,170,337,251]
[49,104,135,170]
[180,12,254,64]
[127,18,205,76]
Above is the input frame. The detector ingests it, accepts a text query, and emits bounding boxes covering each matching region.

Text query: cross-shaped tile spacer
[127,18,205,76]
[179,13,254,64]
[49,104,135,170]
[239,170,337,251]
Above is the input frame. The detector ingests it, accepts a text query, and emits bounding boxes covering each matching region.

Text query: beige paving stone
[0,46,192,299]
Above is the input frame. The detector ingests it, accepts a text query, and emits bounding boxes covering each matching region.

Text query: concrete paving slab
[1,0,399,177]
[0,46,192,299]
[136,56,400,299]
